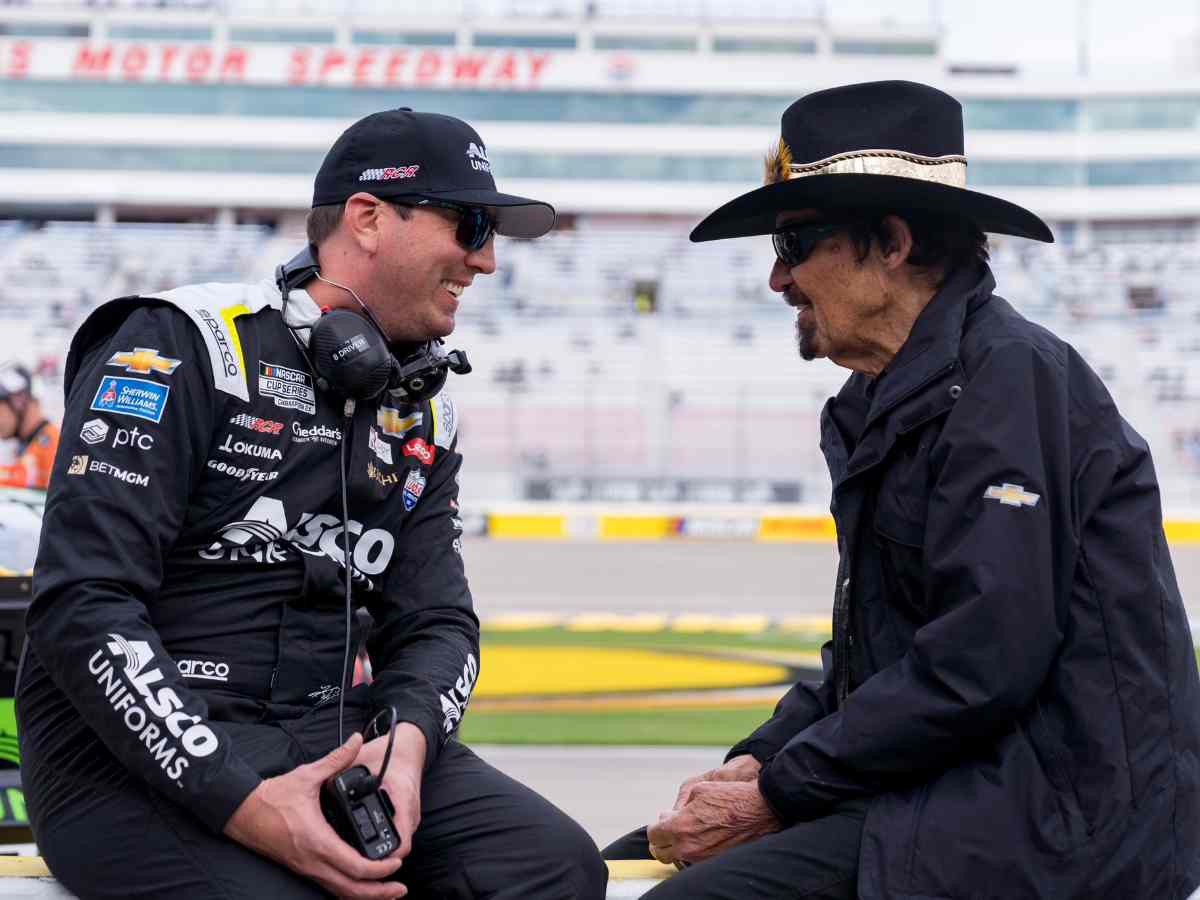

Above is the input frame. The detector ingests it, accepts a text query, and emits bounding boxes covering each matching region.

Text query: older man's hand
[672,754,762,811]
[648,780,782,866]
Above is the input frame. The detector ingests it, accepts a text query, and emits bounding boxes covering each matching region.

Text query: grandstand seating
[2,221,1200,503]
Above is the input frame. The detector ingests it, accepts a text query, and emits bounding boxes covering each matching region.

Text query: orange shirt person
[0,364,59,491]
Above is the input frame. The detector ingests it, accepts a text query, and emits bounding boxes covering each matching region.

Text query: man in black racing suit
[16,109,607,899]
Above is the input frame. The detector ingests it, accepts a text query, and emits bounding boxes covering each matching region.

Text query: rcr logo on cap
[359,165,420,183]
[466,142,491,173]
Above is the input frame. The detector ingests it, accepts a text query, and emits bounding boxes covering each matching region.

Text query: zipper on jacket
[832,532,852,706]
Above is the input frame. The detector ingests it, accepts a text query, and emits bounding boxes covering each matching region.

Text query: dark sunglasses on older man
[771,221,841,268]
[395,198,498,252]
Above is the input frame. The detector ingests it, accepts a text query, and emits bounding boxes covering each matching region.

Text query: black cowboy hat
[690,80,1053,244]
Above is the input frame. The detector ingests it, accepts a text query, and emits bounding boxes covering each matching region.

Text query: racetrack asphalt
[462,538,1200,847]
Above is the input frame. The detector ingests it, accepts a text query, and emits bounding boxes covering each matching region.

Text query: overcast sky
[828,0,1200,72]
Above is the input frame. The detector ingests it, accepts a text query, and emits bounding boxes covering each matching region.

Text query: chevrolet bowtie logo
[377,407,422,436]
[107,348,182,376]
[984,483,1040,508]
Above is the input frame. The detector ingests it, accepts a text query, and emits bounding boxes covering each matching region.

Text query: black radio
[320,763,399,860]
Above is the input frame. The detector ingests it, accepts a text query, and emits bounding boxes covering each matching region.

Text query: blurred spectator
[0,363,59,491]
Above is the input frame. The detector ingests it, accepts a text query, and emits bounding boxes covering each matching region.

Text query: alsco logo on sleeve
[90,376,170,423]
[89,633,220,786]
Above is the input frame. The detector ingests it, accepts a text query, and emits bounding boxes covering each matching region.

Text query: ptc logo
[80,418,110,445]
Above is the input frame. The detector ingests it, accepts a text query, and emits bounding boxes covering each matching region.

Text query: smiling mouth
[441,280,466,297]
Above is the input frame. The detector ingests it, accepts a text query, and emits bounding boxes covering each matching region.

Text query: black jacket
[730,264,1200,898]
[16,278,478,834]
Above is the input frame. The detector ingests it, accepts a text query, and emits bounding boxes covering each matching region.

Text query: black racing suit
[14,276,556,894]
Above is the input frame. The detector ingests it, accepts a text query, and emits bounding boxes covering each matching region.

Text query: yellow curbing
[756,515,838,542]
[564,613,669,633]
[1165,520,1200,545]
[607,859,677,881]
[474,647,790,697]
[488,513,567,540]
[0,856,52,877]
[598,515,675,541]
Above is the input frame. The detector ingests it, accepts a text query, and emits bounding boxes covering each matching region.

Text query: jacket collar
[257,276,322,348]
[863,262,994,425]
[822,262,995,486]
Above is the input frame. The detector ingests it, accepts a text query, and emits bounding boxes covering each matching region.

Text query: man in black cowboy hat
[605,80,1200,899]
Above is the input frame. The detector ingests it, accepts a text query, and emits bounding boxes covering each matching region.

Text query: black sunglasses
[771,221,841,268]
[393,198,497,252]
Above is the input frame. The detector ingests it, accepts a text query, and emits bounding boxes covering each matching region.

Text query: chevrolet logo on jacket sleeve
[984,483,1040,508]
[107,348,182,376]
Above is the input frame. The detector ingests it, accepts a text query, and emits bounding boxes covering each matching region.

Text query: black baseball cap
[312,108,556,240]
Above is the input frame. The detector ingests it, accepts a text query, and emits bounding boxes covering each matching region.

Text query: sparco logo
[177,659,230,683]
[219,434,283,461]
[292,421,341,446]
[440,653,478,734]
[196,308,239,377]
[89,633,220,785]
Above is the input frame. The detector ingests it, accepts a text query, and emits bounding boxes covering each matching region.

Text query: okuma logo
[466,141,491,173]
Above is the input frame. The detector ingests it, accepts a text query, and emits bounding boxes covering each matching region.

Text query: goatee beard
[796,313,817,361]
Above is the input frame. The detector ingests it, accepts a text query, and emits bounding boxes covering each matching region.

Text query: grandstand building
[1,0,1198,504]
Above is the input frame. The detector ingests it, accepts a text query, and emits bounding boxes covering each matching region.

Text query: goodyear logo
[106,348,181,376]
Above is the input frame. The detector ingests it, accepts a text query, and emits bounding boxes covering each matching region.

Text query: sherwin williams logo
[90,376,170,423]
[106,347,181,376]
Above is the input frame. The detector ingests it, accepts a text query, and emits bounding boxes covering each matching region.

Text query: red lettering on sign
[492,52,516,83]
[383,50,408,84]
[221,47,247,80]
[287,47,309,84]
[452,54,488,83]
[6,41,31,79]
[415,50,440,82]
[73,45,113,76]
[528,52,551,83]
[352,49,376,85]
[318,49,345,80]
[185,46,212,81]
[158,44,179,78]
[120,44,149,79]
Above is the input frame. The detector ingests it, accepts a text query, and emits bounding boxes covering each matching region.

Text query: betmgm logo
[89,633,219,784]
[466,142,491,174]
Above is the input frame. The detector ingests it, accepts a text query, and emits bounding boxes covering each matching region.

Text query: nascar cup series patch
[403,468,426,512]
[258,362,315,415]
[90,376,170,424]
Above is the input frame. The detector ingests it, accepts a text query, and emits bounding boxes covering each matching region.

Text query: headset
[274,244,471,406]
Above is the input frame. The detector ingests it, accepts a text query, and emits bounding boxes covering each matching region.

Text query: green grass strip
[460,704,777,746]
[481,627,827,654]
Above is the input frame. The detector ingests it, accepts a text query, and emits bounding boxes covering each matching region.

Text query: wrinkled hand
[649,780,781,866]
[353,723,426,862]
[672,754,762,811]
[224,732,408,899]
